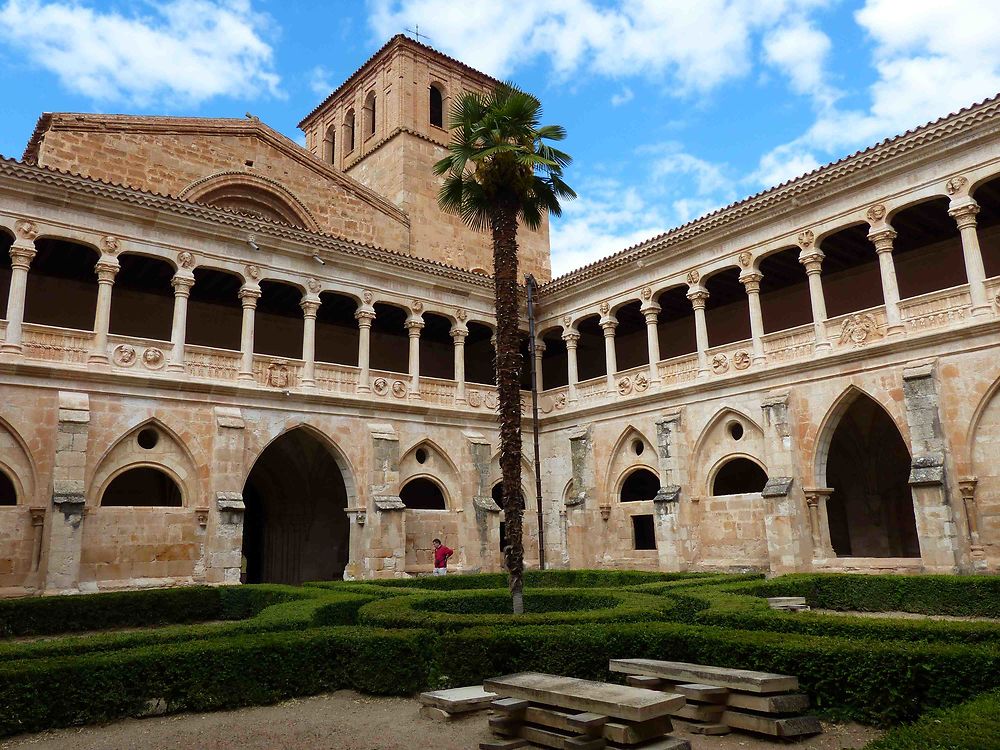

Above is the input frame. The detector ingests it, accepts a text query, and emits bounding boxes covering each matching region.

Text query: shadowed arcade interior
[242,429,349,584]
[825,394,920,558]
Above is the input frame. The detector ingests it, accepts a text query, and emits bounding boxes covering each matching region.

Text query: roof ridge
[542,90,1000,294]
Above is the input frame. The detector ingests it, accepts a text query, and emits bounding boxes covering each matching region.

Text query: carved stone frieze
[796,230,814,248]
[178,250,195,268]
[14,219,37,240]
[866,203,886,224]
[945,175,968,195]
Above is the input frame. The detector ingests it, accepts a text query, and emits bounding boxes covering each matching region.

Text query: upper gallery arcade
[1,35,999,596]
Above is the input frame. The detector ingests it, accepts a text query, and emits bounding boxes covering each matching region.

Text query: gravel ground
[811,609,998,622]
[0,691,882,750]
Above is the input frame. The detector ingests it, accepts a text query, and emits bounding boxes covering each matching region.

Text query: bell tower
[299,35,552,281]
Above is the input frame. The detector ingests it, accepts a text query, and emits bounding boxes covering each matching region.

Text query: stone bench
[419,685,498,720]
[610,659,820,738]
[482,672,690,750]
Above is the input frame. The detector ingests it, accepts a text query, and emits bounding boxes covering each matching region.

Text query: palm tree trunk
[491,205,524,615]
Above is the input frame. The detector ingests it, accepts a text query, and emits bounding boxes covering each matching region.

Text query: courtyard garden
[1,571,998,749]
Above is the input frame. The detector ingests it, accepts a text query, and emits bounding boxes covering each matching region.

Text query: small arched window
[344,110,356,153]
[400,477,446,510]
[0,469,16,505]
[712,458,768,496]
[620,468,660,502]
[363,92,376,138]
[101,467,182,507]
[430,84,444,128]
[323,124,335,164]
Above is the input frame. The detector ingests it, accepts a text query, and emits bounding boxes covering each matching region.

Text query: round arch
[710,456,768,496]
[619,467,661,502]
[179,171,319,231]
[0,415,37,506]
[400,475,448,510]
[100,465,184,507]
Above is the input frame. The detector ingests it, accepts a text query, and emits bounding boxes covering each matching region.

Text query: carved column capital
[354,307,376,327]
[561,330,580,348]
[798,249,825,275]
[868,227,897,253]
[641,303,661,322]
[958,476,978,500]
[686,288,709,309]
[300,296,321,318]
[238,285,261,308]
[171,271,195,295]
[600,318,618,335]
[450,325,469,340]
[740,271,763,293]
[94,258,120,283]
[948,199,980,230]
[9,242,36,270]
[404,316,425,335]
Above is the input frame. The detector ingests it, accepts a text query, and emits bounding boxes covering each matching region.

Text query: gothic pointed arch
[967,373,1000,560]
[709,454,769,496]
[399,438,461,509]
[0,416,37,506]
[178,171,320,231]
[819,388,919,557]
[605,425,656,500]
[241,424,353,583]
[693,407,766,496]
[90,418,200,507]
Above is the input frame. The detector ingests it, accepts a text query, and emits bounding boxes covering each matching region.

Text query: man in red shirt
[432,538,453,575]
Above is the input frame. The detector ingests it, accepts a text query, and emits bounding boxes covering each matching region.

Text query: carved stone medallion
[391,380,408,398]
[468,390,482,407]
[372,377,389,396]
[711,353,730,374]
[617,377,633,396]
[112,344,137,367]
[265,360,290,388]
[737,251,752,267]
[686,269,700,285]
[733,350,751,370]
[178,251,195,269]
[866,203,886,223]
[141,347,165,370]
[796,230,814,248]
[634,373,650,392]
[838,313,883,347]
[946,175,968,195]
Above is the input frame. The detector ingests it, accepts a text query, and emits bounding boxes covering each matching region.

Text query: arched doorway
[824,393,919,557]
[242,428,350,584]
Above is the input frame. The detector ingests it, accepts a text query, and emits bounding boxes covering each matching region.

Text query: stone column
[167,271,194,372]
[43,392,90,593]
[1,239,36,355]
[533,338,545,392]
[804,487,834,560]
[600,316,618,391]
[641,302,662,386]
[687,287,710,378]
[88,257,119,365]
[868,227,905,336]
[799,248,832,351]
[237,285,260,382]
[355,305,375,393]
[740,271,766,365]
[958,477,987,571]
[204,406,248,585]
[562,329,580,403]
[948,200,992,317]
[405,314,424,399]
[451,325,468,404]
[299,294,320,389]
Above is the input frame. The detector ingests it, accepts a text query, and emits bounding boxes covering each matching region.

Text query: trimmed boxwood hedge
[0,626,433,736]
[335,570,715,591]
[357,588,675,632]
[863,689,1000,749]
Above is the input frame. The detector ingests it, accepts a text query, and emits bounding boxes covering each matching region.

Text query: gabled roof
[297,33,500,130]
[542,91,1000,296]
[22,112,408,224]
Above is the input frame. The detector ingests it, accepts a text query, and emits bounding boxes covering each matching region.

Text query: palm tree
[435,83,574,613]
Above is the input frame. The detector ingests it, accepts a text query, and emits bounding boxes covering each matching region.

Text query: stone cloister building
[1,35,999,595]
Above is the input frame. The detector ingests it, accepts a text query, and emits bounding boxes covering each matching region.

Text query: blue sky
[2,1,999,277]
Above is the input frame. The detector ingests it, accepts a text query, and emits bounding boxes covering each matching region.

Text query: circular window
[728,422,745,441]
[415,448,428,464]
[632,439,644,456]
[137,428,159,450]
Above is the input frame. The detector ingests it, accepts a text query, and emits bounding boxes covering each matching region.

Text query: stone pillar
[533,338,545,393]
[167,271,194,372]
[43,392,90,593]
[958,477,987,571]
[600,316,618,391]
[300,294,320,389]
[948,199,992,317]
[740,271,766,365]
[759,394,811,573]
[405,314,424,399]
[868,227,905,336]
[369,423,406,577]
[642,303,662,386]
[88,257,120,365]
[237,285,260,382]
[902,363,959,572]
[653,411,685,571]
[204,406,248,584]
[1,238,35,355]
[687,287,710,378]
[451,325,468,403]
[562,329,580,403]
[804,487,835,560]
[798,248,832,351]
[355,305,375,393]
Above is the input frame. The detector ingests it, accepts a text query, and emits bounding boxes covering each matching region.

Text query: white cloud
[0,0,281,107]
[369,0,833,94]
[762,17,838,108]
[610,87,633,106]
[753,0,1000,187]
[309,65,334,97]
